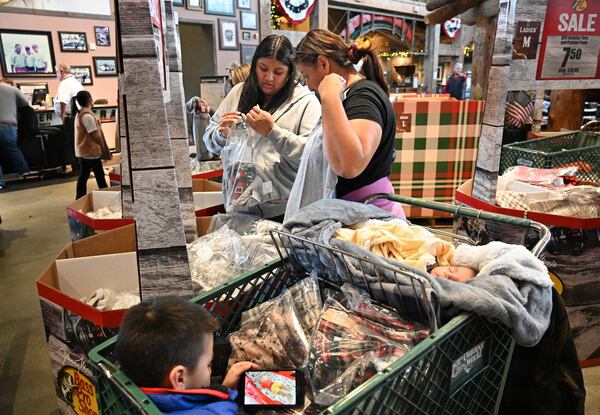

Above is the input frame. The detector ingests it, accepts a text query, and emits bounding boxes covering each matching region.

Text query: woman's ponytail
[358,48,389,96]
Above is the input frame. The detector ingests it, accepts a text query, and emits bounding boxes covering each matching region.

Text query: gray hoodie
[203,82,321,218]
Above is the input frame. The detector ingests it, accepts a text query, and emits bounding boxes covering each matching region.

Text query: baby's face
[430,266,477,283]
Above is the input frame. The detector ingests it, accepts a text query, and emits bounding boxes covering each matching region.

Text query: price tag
[536,0,600,80]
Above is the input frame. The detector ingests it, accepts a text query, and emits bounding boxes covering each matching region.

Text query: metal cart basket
[89,195,549,415]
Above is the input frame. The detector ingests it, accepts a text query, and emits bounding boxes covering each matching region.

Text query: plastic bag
[82,288,140,310]
[228,291,310,370]
[209,212,282,236]
[85,205,122,219]
[221,123,281,212]
[308,285,430,406]
[501,165,579,188]
[187,225,278,292]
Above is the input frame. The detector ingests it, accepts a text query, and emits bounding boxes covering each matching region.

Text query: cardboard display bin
[36,225,139,415]
[192,179,225,217]
[67,187,134,241]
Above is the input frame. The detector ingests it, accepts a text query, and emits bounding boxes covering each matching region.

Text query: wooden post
[548,90,586,131]
[471,16,496,98]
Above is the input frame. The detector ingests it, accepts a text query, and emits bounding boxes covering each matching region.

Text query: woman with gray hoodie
[203,35,320,220]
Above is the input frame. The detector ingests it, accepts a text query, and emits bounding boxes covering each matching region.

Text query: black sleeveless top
[336,79,396,198]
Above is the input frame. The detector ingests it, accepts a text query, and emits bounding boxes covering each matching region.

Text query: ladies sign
[536,0,600,80]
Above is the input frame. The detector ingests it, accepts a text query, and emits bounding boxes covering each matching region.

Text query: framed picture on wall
[71,66,93,85]
[0,29,56,77]
[186,0,202,10]
[58,31,88,52]
[436,65,443,82]
[218,19,239,50]
[242,31,251,40]
[93,56,117,77]
[205,0,235,16]
[240,44,256,65]
[240,11,257,30]
[172,0,184,6]
[237,0,251,9]
[94,26,111,47]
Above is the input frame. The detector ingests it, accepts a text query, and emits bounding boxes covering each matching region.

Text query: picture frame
[71,65,93,85]
[436,65,443,82]
[205,0,235,16]
[186,0,202,10]
[240,43,256,65]
[237,0,251,10]
[172,0,184,6]
[240,11,257,30]
[93,56,117,77]
[242,31,251,41]
[94,26,111,47]
[0,29,56,77]
[59,31,88,52]
[218,19,239,50]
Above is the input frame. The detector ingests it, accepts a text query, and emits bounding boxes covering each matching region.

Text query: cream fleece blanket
[334,222,455,270]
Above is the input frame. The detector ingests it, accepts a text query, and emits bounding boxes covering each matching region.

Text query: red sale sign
[536,0,600,80]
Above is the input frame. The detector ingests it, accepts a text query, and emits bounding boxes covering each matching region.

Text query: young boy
[116,297,257,414]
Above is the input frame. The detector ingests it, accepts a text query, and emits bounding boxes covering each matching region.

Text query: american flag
[505,100,535,128]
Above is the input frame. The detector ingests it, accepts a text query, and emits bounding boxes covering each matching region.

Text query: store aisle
[0,179,599,414]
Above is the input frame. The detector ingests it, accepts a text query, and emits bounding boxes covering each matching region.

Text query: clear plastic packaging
[307,286,430,406]
[221,123,281,212]
[208,212,282,236]
[81,288,140,310]
[187,225,278,292]
[501,165,579,188]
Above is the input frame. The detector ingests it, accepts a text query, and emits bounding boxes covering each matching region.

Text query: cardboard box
[192,179,225,217]
[36,225,138,415]
[66,186,133,241]
[108,165,121,186]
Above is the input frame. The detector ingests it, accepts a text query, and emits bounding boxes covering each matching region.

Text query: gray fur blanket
[283,199,553,347]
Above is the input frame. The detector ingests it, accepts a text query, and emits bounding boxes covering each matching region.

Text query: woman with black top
[285,29,404,218]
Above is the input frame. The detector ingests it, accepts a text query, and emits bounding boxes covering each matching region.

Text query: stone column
[118,0,193,299]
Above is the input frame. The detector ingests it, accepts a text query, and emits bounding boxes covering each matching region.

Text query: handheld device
[239,369,304,408]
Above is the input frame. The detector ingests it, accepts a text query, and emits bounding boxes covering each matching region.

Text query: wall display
[172,0,184,6]
[0,29,56,77]
[205,0,235,16]
[512,21,541,60]
[276,0,316,24]
[186,0,203,10]
[240,43,256,64]
[436,65,443,82]
[93,57,117,77]
[58,31,88,52]
[71,66,93,85]
[94,26,111,47]
[237,0,251,10]
[242,31,251,40]
[241,11,258,30]
[537,0,600,80]
[219,19,239,50]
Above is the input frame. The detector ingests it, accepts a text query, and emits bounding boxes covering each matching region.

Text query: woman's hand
[222,361,259,390]
[246,105,275,137]
[218,111,242,138]
[197,98,211,114]
[317,73,346,100]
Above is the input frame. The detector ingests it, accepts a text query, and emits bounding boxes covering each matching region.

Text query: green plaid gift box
[391,100,484,218]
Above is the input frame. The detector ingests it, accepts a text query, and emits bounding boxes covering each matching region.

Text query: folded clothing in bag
[228,277,322,369]
[308,285,430,406]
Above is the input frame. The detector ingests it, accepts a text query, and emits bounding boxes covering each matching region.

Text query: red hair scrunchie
[347,43,360,64]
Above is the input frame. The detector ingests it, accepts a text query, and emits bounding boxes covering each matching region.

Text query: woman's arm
[319,75,382,179]
[202,84,242,154]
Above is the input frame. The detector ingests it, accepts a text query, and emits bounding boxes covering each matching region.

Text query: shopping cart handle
[365,193,550,256]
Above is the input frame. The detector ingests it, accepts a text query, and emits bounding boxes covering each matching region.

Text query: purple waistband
[341,177,406,219]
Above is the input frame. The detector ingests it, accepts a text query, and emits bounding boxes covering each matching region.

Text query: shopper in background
[203,34,321,220]
[1,78,14,86]
[0,82,30,190]
[443,62,467,100]
[116,297,257,414]
[71,90,109,199]
[54,63,84,167]
[287,29,404,218]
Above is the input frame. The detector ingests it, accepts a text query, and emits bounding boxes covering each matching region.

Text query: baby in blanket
[334,221,477,282]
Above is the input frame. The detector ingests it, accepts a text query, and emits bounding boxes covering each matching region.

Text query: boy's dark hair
[115,296,219,387]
